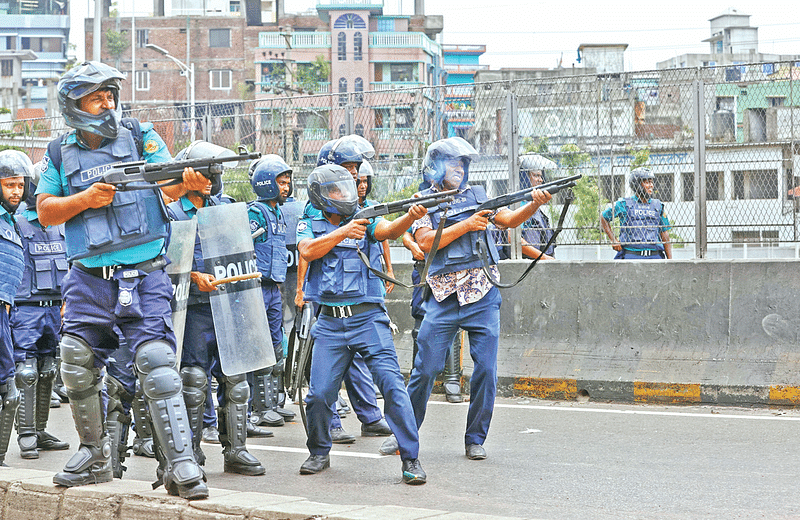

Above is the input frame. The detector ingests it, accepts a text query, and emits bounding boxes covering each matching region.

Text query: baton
[210,272,262,287]
[251,228,265,239]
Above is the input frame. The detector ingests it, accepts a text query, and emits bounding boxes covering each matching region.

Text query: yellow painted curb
[633,382,701,404]
[514,378,577,400]
[769,385,800,404]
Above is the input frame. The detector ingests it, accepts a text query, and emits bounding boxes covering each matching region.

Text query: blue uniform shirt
[35,123,172,267]
[249,202,281,243]
[296,202,383,306]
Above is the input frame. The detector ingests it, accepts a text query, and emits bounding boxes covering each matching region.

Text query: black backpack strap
[121,117,144,158]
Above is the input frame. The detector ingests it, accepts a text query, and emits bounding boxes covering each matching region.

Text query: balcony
[369,32,441,57]
[303,128,331,140]
[370,81,425,91]
[258,32,330,49]
[316,0,383,7]
[443,64,489,74]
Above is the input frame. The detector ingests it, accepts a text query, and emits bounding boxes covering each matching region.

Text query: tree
[559,143,608,241]
[105,29,129,61]
[295,56,330,94]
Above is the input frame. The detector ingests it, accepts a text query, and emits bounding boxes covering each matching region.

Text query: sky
[71,0,800,71]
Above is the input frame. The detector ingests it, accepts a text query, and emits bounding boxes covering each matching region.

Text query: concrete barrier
[383,259,800,406]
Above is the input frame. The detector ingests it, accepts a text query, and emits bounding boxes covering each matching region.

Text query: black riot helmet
[0,150,34,213]
[307,164,358,217]
[57,61,125,139]
[629,167,655,200]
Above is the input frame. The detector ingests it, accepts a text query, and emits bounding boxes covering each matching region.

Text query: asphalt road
[10,395,800,520]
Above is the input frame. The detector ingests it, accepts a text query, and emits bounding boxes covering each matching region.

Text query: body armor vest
[249,201,287,283]
[0,215,24,305]
[522,208,555,256]
[618,197,664,251]
[425,186,500,277]
[14,215,67,302]
[303,216,384,305]
[60,126,169,261]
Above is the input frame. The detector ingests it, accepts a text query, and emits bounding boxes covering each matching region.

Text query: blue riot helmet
[57,61,125,139]
[175,140,238,197]
[519,154,557,189]
[307,164,358,217]
[357,159,374,198]
[324,135,375,168]
[0,150,34,213]
[316,140,337,166]
[251,154,293,202]
[629,167,655,199]
[248,157,262,180]
[421,137,479,190]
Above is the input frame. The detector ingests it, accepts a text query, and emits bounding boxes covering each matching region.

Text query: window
[135,70,150,91]
[733,170,777,200]
[706,171,722,201]
[333,13,366,29]
[716,96,735,111]
[377,19,393,32]
[229,0,241,12]
[354,77,363,106]
[209,29,231,48]
[261,62,286,87]
[374,108,413,128]
[599,175,624,202]
[21,36,61,53]
[209,69,232,90]
[653,173,673,202]
[337,32,346,61]
[338,77,348,107]
[389,63,415,82]
[1,60,12,77]
[338,124,346,138]
[353,32,362,61]
[136,29,149,48]
[768,96,785,107]
[732,230,779,247]
[355,123,364,137]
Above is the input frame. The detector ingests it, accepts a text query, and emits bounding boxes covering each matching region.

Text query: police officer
[10,161,70,460]
[600,167,672,260]
[401,229,464,405]
[298,137,392,443]
[297,164,427,484]
[167,141,267,477]
[0,150,31,466]
[381,137,551,461]
[37,61,208,498]
[518,154,557,260]
[247,154,296,427]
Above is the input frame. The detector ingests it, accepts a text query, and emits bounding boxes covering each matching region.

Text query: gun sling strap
[476,189,574,289]
[356,205,450,289]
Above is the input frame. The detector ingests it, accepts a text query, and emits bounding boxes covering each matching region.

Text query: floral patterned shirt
[412,214,498,305]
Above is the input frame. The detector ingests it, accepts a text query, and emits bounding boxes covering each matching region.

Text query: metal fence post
[693,73,707,259]
[506,91,521,260]
[345,103,354,135]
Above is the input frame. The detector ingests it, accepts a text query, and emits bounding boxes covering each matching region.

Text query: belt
[16,300,62,307]
[626,249,661,257]
[73,255,167,281]
[320,302,381,319]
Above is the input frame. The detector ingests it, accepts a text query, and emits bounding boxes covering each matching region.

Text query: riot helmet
[422,137,479,190]
[0,150,33,213]
[319,135,375,170]
[57,61,125,139]
[174,140,238,197]
[307,164,358,217]
[251,154,293,202]
[356,159,373,199]
[519,154,556,188]
[316,140,336,166]
[629,167,655,200]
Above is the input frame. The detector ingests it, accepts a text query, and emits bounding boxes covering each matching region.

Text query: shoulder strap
[46,134,68,174]
[121,117,143,158]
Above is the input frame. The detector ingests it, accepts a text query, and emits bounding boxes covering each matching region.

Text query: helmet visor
[331,134,375,160]
[520,154,556,172]
[320,177,357,206]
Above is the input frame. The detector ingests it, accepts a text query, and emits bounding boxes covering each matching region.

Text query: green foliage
[221,167,255,203]
[105,29,129,59]
[558,143,607,241]
[521,136,550,155]
[0,107,10,115]
[295,56,330,92]
[0,144,24,152]
[628,146,650,168]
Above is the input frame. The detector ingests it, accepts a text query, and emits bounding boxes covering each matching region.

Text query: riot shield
[197,202,275,376]
[165,218,197,361]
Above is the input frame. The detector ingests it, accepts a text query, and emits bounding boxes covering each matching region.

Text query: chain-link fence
[4,61,800,258]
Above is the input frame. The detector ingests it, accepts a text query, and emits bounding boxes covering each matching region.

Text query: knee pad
[2,385,20,414]
[15,360,38,389]
[60,335,100,393]
[222,375,250,405]
[180,366,208,408]
[38,356,58,381]
[135,341,181,401]
[134,340,177,376]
